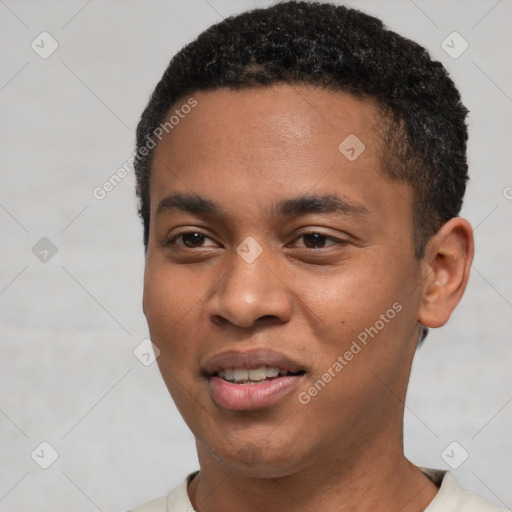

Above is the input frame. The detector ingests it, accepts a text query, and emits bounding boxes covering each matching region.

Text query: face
[143,85,425,477]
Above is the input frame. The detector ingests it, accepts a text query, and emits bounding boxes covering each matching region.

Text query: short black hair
[134,0,469,258]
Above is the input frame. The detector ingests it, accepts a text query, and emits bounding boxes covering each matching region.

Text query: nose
[208,247,293,329]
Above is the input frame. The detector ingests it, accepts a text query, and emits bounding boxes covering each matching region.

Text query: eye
[168,231,218,248]
[292,232,344,249]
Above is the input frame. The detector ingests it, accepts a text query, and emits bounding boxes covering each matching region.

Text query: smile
[203,350,306,411]
[216,366,303,384]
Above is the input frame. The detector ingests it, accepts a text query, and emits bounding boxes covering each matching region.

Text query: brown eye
[179,232,208,248]
[303,233,329,248]
[167,232,217,249]
[299,233,339,249]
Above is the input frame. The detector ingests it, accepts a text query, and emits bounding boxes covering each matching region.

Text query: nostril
[210,314,228,327]
[255,315,282,327]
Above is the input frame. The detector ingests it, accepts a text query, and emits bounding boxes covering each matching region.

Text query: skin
[143,84,474,512]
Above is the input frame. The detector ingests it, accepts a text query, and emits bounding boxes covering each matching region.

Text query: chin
[200,431,308,479]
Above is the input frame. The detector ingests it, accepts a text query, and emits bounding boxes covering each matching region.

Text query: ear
[418,217,474,328]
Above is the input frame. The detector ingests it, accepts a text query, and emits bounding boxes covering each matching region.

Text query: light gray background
[0,1,511,510]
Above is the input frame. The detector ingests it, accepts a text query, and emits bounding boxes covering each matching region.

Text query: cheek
[143,265,208,413]
[144,258,195,318]
[290,261,399,340]
[291,255,419,380]
[142,263,204,359]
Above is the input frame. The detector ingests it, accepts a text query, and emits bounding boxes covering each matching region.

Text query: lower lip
[207,375,303,411]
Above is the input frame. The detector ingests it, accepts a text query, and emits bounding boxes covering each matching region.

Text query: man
[129,2,502,510]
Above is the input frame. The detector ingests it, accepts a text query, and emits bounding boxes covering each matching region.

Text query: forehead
[149,84,411,226]
[156,84,383,159]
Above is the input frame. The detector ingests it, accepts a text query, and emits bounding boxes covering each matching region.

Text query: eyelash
[165,231,346,250]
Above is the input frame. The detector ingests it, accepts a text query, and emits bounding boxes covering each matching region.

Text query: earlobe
[418,217,474,328]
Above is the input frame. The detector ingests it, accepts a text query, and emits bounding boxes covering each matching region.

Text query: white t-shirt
[128,467,505,511]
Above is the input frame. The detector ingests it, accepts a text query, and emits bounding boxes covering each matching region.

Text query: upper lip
[202,349,305,376]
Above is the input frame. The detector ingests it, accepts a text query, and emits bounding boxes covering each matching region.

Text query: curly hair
[134,0,469,259]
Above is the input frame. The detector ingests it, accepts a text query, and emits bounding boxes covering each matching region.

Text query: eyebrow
[155,192,370,218]
[275,194,370,217]
[156,193,220,217]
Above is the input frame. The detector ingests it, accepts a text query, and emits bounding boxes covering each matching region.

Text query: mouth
[203,350,306,411]
[215,366,305,384]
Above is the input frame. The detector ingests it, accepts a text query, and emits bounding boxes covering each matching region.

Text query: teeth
[218,366,283,382]
[266,367,279,378]
[232,369,249,381]
[223,368,234,381]
[248,367,267,381]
